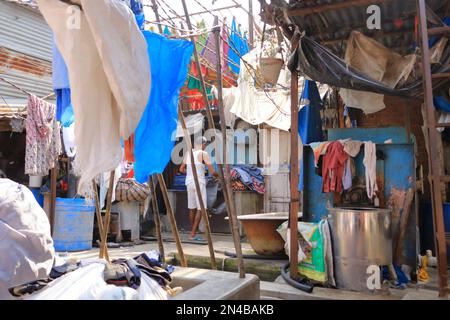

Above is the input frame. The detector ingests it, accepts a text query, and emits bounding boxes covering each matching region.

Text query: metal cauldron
[327,207,392,292]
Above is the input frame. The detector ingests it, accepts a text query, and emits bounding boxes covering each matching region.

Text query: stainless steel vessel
[327,207,392,292]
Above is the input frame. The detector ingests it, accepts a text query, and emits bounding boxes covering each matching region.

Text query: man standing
[179,136,218,241]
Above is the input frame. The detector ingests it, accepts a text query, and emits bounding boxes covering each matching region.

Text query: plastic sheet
[288,33,450,99]
[134,32,194,183]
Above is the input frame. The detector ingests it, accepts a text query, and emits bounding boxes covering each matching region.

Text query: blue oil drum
[53,198,95,252]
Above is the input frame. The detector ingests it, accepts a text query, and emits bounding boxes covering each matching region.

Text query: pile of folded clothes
[230,165,265,194]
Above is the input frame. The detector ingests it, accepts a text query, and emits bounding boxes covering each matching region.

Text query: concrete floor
[63,233,449,300]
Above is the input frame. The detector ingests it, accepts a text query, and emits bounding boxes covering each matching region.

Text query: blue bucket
[29,187,44,208]
[53,198,95,252]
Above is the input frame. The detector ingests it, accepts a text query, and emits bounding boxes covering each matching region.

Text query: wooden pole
[100,170,115,263]
[49,166,57,236]
[417,0,448,297]
[157,173,187,267]
[148,175,165,263]
[93,180,109,261]
[150,0,163,34]
[181,0,246,278]
[178,105,217,270]
[289,34,300,280]
[248,0,254,48]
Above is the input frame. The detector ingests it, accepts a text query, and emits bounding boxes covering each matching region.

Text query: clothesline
[0,77,56,103]
[151,3,293,117]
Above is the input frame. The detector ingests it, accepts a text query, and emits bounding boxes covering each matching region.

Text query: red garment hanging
[322,141,348,193]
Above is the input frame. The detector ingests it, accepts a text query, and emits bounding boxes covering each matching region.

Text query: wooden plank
[393,188,414,265]
[288,0,392,17]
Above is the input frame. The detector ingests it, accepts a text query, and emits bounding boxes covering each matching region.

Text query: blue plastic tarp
[134,31,194,183]
[228,18,249,75]
[298,80,324,191]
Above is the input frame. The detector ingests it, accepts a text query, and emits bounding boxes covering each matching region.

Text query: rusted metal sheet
[0,1,53,106]
[0,47,51,77]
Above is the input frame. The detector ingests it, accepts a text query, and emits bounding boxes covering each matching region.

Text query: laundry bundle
[230,165,265,194]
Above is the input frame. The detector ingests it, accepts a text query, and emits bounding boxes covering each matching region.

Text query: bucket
[29,175,43,188]
[30,187,44,208]
[53,198,95,252]
[259,57,284,85]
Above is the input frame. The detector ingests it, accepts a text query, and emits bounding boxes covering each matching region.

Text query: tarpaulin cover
[288,33,450,99]
[228,18,249,75]
[134,32,194,183]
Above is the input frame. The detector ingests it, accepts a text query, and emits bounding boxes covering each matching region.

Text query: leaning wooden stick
[148,175,165,263]
[100,170,115,263]
[92,180,109,261]
[178,105,217,270]
[181,1,245,277]
[157,173,187,267]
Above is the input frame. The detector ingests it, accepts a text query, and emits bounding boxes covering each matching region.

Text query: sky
[142,0,262,35]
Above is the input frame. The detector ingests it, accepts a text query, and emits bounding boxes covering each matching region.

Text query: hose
[224,251,288,260]
[280,262,314,293]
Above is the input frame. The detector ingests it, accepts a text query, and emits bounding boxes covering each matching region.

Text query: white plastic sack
[37,0,151,194]
[0,179,55,299]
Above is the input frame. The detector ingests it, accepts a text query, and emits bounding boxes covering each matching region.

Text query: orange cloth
[124,134,135,162]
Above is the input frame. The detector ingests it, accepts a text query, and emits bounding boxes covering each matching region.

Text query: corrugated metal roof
[0,0,53,110]
[264,0,446,56]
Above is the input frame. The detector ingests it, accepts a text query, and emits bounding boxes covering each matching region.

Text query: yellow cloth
[418,255,430,282]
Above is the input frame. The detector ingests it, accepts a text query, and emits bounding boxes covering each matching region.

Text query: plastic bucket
[29,175,43,188]
[53,198,95,252]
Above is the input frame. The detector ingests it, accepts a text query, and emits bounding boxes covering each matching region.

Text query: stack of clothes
[230,165,265,194]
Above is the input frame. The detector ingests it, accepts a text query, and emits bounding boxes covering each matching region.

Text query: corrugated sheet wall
[0,0,53,106]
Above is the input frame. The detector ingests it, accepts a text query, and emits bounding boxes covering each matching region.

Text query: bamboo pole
[178,105,217,269]
[157,173,187,267]
[150,0,163,34]
[148,175,165,263]
[181,0,246,278]
[49,166,57,236]
[100,170,115,263]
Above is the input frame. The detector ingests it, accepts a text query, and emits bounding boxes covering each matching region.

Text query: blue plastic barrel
[29,187,44,208]
[53,198,95,252]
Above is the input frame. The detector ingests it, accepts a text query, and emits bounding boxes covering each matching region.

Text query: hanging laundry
[309,142,332,168]
[342,158,353,191]
[321,141,348,193]
[25,95,61,176]
[341,139,363,157]
[52,37,71,122]
[62,123,76,158]
[363,141,378,199]
[38,0,151,195]
[228,18,248,76]
[298,80,324,145]
[134,32,194,183]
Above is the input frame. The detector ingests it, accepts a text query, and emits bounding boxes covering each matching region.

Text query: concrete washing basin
[171,267,260,300]
[236,212,289,256]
